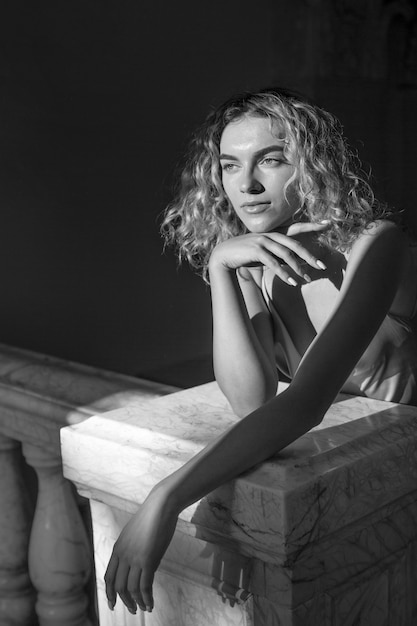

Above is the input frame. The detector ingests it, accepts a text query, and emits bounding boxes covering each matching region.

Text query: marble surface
[62,381,417,560]
[61,381,417,625]
[0,342,177,450]
[0,341,177,411]
[90,500,254,626]
[0,343,178,626]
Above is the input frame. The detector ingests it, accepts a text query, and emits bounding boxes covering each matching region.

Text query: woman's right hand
[209,222,328,286]
[105,484,179,614]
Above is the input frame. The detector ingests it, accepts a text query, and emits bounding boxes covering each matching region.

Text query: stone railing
[62,382,417,625]
[0,343,177,626]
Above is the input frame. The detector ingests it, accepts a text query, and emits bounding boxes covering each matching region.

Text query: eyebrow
[219,144,285,161]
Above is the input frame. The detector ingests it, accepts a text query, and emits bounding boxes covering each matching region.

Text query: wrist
[208,248,225,271]
[148,476,184,515]
[208,252,236,278]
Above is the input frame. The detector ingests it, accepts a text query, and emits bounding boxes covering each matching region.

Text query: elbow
[228,385,278,420]
[311,411,324,429]
[232,403,258,419]
[232,401,268,420]
[215,370,279,419]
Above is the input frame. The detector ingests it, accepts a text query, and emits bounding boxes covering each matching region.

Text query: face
[219,115,299,232]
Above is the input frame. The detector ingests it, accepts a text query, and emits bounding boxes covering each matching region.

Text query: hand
[209,221,328,285]
[105,487,179,614]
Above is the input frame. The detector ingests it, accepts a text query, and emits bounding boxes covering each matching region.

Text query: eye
[260,156,282,167]
[221,162,239,172]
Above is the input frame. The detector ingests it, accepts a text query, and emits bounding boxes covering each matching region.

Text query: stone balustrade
[62,382,417,625]
[0,343,177,626]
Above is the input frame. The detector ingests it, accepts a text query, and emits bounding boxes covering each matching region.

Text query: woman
[105,88,417,614]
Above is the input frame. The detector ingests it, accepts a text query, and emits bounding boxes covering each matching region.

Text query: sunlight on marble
[0,342,178,626]
[62,380,417,625]
[91,500,254,626]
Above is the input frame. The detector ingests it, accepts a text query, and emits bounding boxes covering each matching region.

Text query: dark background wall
[0,0,416,387]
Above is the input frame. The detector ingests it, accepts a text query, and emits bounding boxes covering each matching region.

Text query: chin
[246,220,284,233]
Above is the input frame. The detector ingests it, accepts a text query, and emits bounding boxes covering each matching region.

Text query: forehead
[220,115,286,151]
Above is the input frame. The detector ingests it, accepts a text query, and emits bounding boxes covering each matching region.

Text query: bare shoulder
[353,219,404,245]
[347,220,406,267]
[345,220,414,315]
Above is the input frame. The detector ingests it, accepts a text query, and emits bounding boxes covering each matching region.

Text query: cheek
[222,179,237,203]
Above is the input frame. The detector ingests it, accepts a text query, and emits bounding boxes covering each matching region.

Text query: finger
[266,244,309,279]
[127,567,146,612]
[104,552,119,610]
[264,234,327,271]
[140,567,155,612]
[285,220,330,236]
[257,249,299,286]
[114,563,137,615]
[259,240,311,280]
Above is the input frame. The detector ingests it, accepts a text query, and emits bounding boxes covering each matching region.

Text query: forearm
[210,263,278,416]
[156,387,323,514]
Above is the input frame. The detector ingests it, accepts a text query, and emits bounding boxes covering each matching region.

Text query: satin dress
[261,248,417,406]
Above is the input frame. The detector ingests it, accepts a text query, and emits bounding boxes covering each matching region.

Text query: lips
[241,202,270,214]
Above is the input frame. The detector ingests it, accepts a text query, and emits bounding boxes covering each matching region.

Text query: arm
[209,224,328,416]
[154,222,406,507]
[210,262,278,417]
[106,221,405,614]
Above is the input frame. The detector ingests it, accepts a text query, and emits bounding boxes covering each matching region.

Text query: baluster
[0,433,36,626]
[23,442,93,626]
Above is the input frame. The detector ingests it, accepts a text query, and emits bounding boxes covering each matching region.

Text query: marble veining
[62,381,417,559]
[62,380,417,625]
[90,499,254,626]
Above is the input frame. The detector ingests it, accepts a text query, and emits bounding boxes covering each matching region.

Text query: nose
[239,169,264,194]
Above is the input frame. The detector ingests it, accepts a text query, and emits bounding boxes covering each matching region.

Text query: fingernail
[303,273,311,283]
[287,277,297,287]
[107,600,114,611]
[320,219,330,224]
[128,607,137,615]
[146,606,152,612]
[316,260,326,270]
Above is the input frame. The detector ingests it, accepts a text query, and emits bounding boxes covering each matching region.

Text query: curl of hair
[161,88,392,282]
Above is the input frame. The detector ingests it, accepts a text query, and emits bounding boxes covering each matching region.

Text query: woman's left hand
[104,486,179,614]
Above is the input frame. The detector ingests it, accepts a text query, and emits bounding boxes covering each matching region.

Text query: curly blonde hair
[161,88,391,281]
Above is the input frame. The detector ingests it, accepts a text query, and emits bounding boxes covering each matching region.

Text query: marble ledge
[61,381,417,562]
[0,342,178,448]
